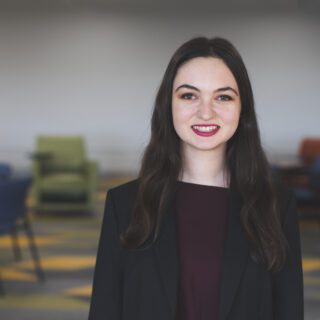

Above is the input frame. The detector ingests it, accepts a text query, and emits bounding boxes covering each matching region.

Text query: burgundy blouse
[175,180,228,320]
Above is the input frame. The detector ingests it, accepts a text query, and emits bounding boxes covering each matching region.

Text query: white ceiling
[0,0,319,13]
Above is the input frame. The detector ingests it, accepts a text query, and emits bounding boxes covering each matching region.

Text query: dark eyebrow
[214,86,239,96]
[175,84,200,92]
[175,84,239,96]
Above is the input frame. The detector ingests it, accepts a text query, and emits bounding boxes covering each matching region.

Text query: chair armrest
[32,161,42,180]
[84,160,99,207]
[85,160,98,187]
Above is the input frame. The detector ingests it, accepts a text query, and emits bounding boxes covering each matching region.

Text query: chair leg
[11,226,22,261]
[22,217,45,282]
[0,271,4,296]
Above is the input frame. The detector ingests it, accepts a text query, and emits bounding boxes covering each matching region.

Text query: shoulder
[271,173,296,224]
[108,178,139,200]
[106,178,140,232]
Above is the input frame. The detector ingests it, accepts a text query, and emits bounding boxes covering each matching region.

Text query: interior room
[0,0,319,319]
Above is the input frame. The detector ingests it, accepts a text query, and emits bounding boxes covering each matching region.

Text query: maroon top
[175,180,228,320]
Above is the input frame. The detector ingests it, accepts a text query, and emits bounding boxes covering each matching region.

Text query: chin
[191,143,224,152]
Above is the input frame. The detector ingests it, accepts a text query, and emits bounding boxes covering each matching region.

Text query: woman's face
[172,57,241,157]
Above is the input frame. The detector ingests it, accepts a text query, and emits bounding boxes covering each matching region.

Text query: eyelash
[179,93,233,101]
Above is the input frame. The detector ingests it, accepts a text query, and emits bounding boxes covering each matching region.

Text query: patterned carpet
[0,175,135,320]
[0,175,320,319]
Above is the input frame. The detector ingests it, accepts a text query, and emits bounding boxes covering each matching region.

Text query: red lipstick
[191,124,220,137]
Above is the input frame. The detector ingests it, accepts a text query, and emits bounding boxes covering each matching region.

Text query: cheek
[172,103,196,125]
[217,107,240,126]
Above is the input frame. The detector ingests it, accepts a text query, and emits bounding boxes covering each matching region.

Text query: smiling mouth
[191,125,220,137]
[191,125,220,132]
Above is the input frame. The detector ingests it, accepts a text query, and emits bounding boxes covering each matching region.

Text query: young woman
[89,37,304,320]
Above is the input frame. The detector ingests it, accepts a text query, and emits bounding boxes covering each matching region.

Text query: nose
[197,98,216,120]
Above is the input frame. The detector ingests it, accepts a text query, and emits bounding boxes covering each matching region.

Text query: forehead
[173,57,238,90]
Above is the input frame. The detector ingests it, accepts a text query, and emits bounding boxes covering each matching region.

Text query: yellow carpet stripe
[0,235,61,248]
[0,294,88,310]
[302,258,320,272]
[64,285,92,298]
[15,255,95,271]
[0,269,36,281]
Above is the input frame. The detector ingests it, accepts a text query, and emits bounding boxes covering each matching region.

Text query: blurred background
[0,0,319,319]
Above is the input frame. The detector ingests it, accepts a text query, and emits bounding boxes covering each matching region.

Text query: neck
[179,144,228,188]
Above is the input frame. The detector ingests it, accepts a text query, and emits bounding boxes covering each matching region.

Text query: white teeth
[192,125,218,132]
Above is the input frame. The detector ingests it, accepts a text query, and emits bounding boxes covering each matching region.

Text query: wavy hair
[120,37,288,272]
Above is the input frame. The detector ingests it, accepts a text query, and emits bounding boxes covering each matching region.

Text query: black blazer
[89,179,304,320]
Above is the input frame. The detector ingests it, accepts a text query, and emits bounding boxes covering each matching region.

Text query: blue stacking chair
[0,163,11,180]
[0,177,45,295]
[293,156,320,205]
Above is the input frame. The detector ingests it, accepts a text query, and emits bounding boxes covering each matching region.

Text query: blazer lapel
[218,187,249,320]
[153,185,249,320]
[153,190,179,320]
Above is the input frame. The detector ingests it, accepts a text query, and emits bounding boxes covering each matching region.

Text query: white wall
[0,8,319,173]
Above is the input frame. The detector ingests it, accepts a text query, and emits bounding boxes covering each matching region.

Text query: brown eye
[181,93,196,100]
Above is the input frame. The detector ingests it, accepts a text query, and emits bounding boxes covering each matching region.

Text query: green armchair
[32,136,98,213]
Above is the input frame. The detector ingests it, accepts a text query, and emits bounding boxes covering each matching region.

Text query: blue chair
[0,177,45,295]
[293,156,320,205]
[0,163,11,180]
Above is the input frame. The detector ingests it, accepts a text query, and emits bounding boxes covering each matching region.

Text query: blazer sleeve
[272,191,304,320]
[88,189,122,320]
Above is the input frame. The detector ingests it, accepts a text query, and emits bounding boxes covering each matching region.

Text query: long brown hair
[120,37,288,272]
